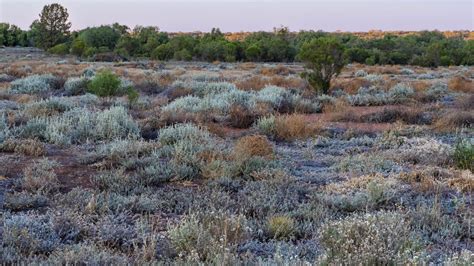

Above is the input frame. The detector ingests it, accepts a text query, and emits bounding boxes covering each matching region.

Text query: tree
[298,37,346,94]
[33,3,71,49]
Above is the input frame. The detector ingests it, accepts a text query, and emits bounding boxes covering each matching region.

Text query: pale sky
[0,0,473,32]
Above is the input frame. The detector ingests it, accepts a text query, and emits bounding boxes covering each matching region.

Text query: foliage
[87,70,122,97]
[298,37,346,94]
[31,3,71,49]
[9,74,59,94]
[453,139,473,172]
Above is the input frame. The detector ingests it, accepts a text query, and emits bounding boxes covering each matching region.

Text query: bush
[47,43,69,55]
[256,114,313,141]
[228,104,255,128]
[453,139,473,172]
[64,77,88,96]
[267,215,295,240]
[298,37,346,94]
[23,97,73,118]
[233,135,273,160]
[0,112,10,142]
[319,211,423,264]
[0,138,46,156]
[168,212,248,261]
[21,158,59,194]
[157,123,218,180]
[388,83,414,103]
[87,70,121,97]
[9,74,58,94]
[4,213,60,255]
[95,106,140,141]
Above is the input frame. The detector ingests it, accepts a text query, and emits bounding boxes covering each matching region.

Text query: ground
[0,47,472,264]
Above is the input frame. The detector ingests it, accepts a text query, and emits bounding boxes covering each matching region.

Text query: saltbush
[9,74,58,94]
[64,77,89,96]
[319,211,423,264]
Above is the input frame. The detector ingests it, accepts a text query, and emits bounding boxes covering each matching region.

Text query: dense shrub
[87,70,121,97]
[319,211,423,264]
[267,215,295,240]
[9,74,59,94]
[64,77,89,96]
[168,212,248,261]
[4,213,60,255]
[47,43,69,55]
[256,114,313,141]
[233,135,273,160]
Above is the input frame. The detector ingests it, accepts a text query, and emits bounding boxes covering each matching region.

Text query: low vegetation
[0,47,472,264]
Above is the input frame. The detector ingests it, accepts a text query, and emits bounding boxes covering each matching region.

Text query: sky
[0,0,473,32]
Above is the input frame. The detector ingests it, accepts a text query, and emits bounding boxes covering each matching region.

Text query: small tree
[33,3,71,49]
[298,37,346,94]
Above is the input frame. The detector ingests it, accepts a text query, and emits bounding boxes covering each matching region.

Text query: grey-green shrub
[9,74,58,94]
[4,213,60,255]
[319,211,423,264]
[64,77,89,96]
[95,106,140,141]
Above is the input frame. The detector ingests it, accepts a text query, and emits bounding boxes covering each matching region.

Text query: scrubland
[0,48,472,264]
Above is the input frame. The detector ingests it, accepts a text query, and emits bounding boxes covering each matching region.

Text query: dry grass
[447,174,474,193]
[455,94,474,110]
[235,75,306,91]
[233,134,274,159]
[331,77,370,94]
[409,80,431,92]
[448,76,473,93]
[434,111,474,131]
[275,114,314,141]
[259,65,293,76]
[228,104,255,128]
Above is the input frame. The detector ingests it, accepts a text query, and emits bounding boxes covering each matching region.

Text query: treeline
[1,4,473,66]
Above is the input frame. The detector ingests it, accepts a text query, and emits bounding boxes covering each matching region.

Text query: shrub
[87,70,121,97]
[274,114,312,141]
[9,74,58,94]
[4,213,60,255]
[91,169,142,194]
[21,158,60,194]
[64,77,88,96]
[388,83,414,103]
[298,37,346,94]
[0,112,10,142]
[267,215,295,240]
[0,138,46,156]
[354,69,368,77]
[47,43,69,55]
[319,211,423,264]
[453,139,473,172]
[157,123,217,180]
[4,191,49,211]
[228,104,255,128]
[95,106,140,141]
[168,212,248,261]
[23,97,73,118]
[233,135,273,160]
[158,123,211,146]
[255,115,276,137]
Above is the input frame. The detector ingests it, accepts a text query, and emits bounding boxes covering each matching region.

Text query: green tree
[33,3,71,49]
[298,37,346,94]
